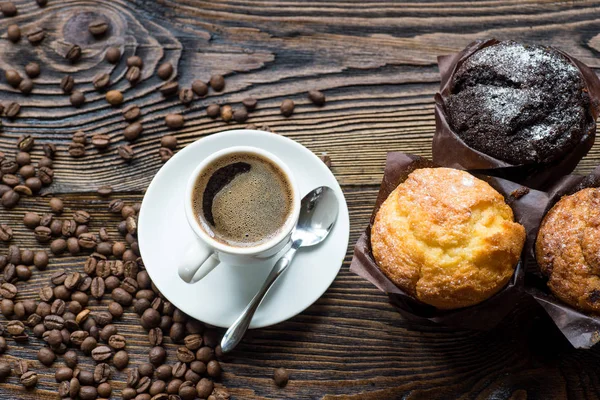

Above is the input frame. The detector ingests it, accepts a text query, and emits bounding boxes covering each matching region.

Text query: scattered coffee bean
[308,89,326,106]
[0,225,12,242]
[192,80,208,96]
[97,185,113,197]
[93,133,112,149]
[207,103,220,118]
[106,89,123,105]
[149,346,166,366]
[51,238,67,255]
[160,81,179,96]
[93,73,110,89]
[157,62,173,80]
[184,334,203,350]
[108,302,123,319]
[94,362,111,383]
[233,108,248,123]
[196,378,214,398]
[91,345,112,362]
[5,101,20,118]
[242,97,258,111]
[273,367,289,387]
[56,367,73,382]
[196,346,214,363]
[98,382,112,398]
[49,197,64,213]
[1,2,16,16]
[38,346,56,366]
[281,99,294,116]
[160,135,177,149]
[124,122,143,141]
[105,46,121,63]
[0,362,10,379]
[114,350,129,369]
[5,69,22,87]
[165,113,184,129]
[209,74,225,91]
[70,90,85,107]
[123,104,141,121]
[112,288,132,306]
[27,26,44,44]
[220,105,233,122]
[34,251,48,269]
[69,142,86,158]
[66,44,82,62]
[177,347,195,363]
[20,370,37,388]
[7,320,24,335]
[127,56,143,68]
[89,19,108,36]
[126,66,141,82]
[7,24,20,42]
[19,78,33,94]
[179,88,194,105]
[159,147,173,162]
[79,386,98,400]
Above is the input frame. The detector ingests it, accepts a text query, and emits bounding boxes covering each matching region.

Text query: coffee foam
[191,152,294,248]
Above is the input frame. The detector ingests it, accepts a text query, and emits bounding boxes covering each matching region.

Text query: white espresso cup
[177,146,301,284]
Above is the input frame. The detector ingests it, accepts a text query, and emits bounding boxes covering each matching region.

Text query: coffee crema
[192,152,294,248]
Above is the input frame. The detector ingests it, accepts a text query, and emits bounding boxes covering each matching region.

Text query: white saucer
[138,130,350,329]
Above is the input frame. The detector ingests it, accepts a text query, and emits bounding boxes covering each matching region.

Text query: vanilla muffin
[536,188,600,313]
[371,168,525,309]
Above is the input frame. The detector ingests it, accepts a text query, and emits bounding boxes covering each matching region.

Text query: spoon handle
[221,243,299,353]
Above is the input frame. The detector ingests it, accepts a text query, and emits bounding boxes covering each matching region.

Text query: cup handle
[177,240,221,284]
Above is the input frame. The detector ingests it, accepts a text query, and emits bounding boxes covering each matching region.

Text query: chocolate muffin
[536,188,600,313]
[371,168,525,309]
[445,40,595,165]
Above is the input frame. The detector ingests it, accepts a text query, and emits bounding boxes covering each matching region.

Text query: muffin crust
[371,168,525,309]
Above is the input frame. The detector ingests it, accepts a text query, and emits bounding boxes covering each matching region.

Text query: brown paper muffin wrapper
[433,38,600,190]
[525,166,600,349]
[350,152,548,330]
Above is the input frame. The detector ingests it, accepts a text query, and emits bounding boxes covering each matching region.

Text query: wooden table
[1,1,600,399]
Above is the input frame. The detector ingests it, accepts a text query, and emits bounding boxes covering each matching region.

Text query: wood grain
[0,0,600,399]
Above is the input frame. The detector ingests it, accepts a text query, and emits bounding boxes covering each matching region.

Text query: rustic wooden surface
[1,0,600,399]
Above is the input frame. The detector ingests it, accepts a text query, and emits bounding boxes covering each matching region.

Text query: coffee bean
[89,19,108,36]
[20,370,37,388]
[91,133,110,149]
[91,345,112,362]
[150,380,166,396]
[15,264,31,281]
[43,142,57,158]
[19,78,33,94]
[0,299,14,317]
[7,24,20,42]
[3,264,16,283]
[45,315,65,330]
[184,334,203,350]
[242,97,257,111]
[159,147,174,163]
[123,104,141,121]
[118,144,134,161]
[15,183,32,195]
[177,347,195,363]
[51,238,67,255]
[195,378,213,398]
[157,62,173,80]
[114,350,129,369]
[105,46,121,63]
[4,101,19,118]
[78,233,96,250]
[0,225,12,242]
[50,299,66,315]
[27,26,44,44]
[34,226,51,243]
[60,75,75,93]
[123,387,137,399]
[2,174,18,187]
[220,105,233,122]
[38,166,54,185]
[76,224,89,237]
[64,272,82,290]
[179,384,197,400]
[66,44,82,62]
[126,55,143,68]
[7,320,24,336]
[0,189,18,208]
[0,362,9,380]
[233,108,248,123]
[70,330,88,346]
[98,382,112,398]
[160,81,179,96]
[68,142,86,157]
[106,89,123,105]
[281,99,294,116]
[126,66,141,82]
[136,374,151,393]
[94,362,111,383]
[58,381,70,397]
[34,251,48,269]
[90,277,105,299]
[149,346,166,366]
[62,351,78,369]
[179,88,194,104]
[19,164,35,178]
[112,288,132,306]
[5,69,21,87]
[38,346,56,366]
[1,2,16,16]
[56,367,73,382]
[209,74,225,91]
[97,185,113,197]
[108,302,123,319]
[185,369,201,384]
[124,122,143,141]
[308,89,326,106]
[54,285,70,301]
[191,80,208,96]
[165,113,184,129]
[70,90,85,107]
[195,346,214,363]
[92,72,110,90]
[79,386,98,400]
[189,361,205,376]
[141,308,161,330]
[207,359,222,378]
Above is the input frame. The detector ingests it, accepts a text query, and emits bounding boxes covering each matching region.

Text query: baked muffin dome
[536,188,600,313]
[446,40,594,165]
[371,168,525,309]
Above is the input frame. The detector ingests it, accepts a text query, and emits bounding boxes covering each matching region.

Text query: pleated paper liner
[350,152,548,330]
[526,166,600,349]
[433,38,600,190]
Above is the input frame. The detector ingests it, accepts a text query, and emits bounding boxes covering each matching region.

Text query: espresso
[192,152,294,247]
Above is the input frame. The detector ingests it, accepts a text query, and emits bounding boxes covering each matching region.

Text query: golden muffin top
[371,168,525,309]
[536,188,600,313]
